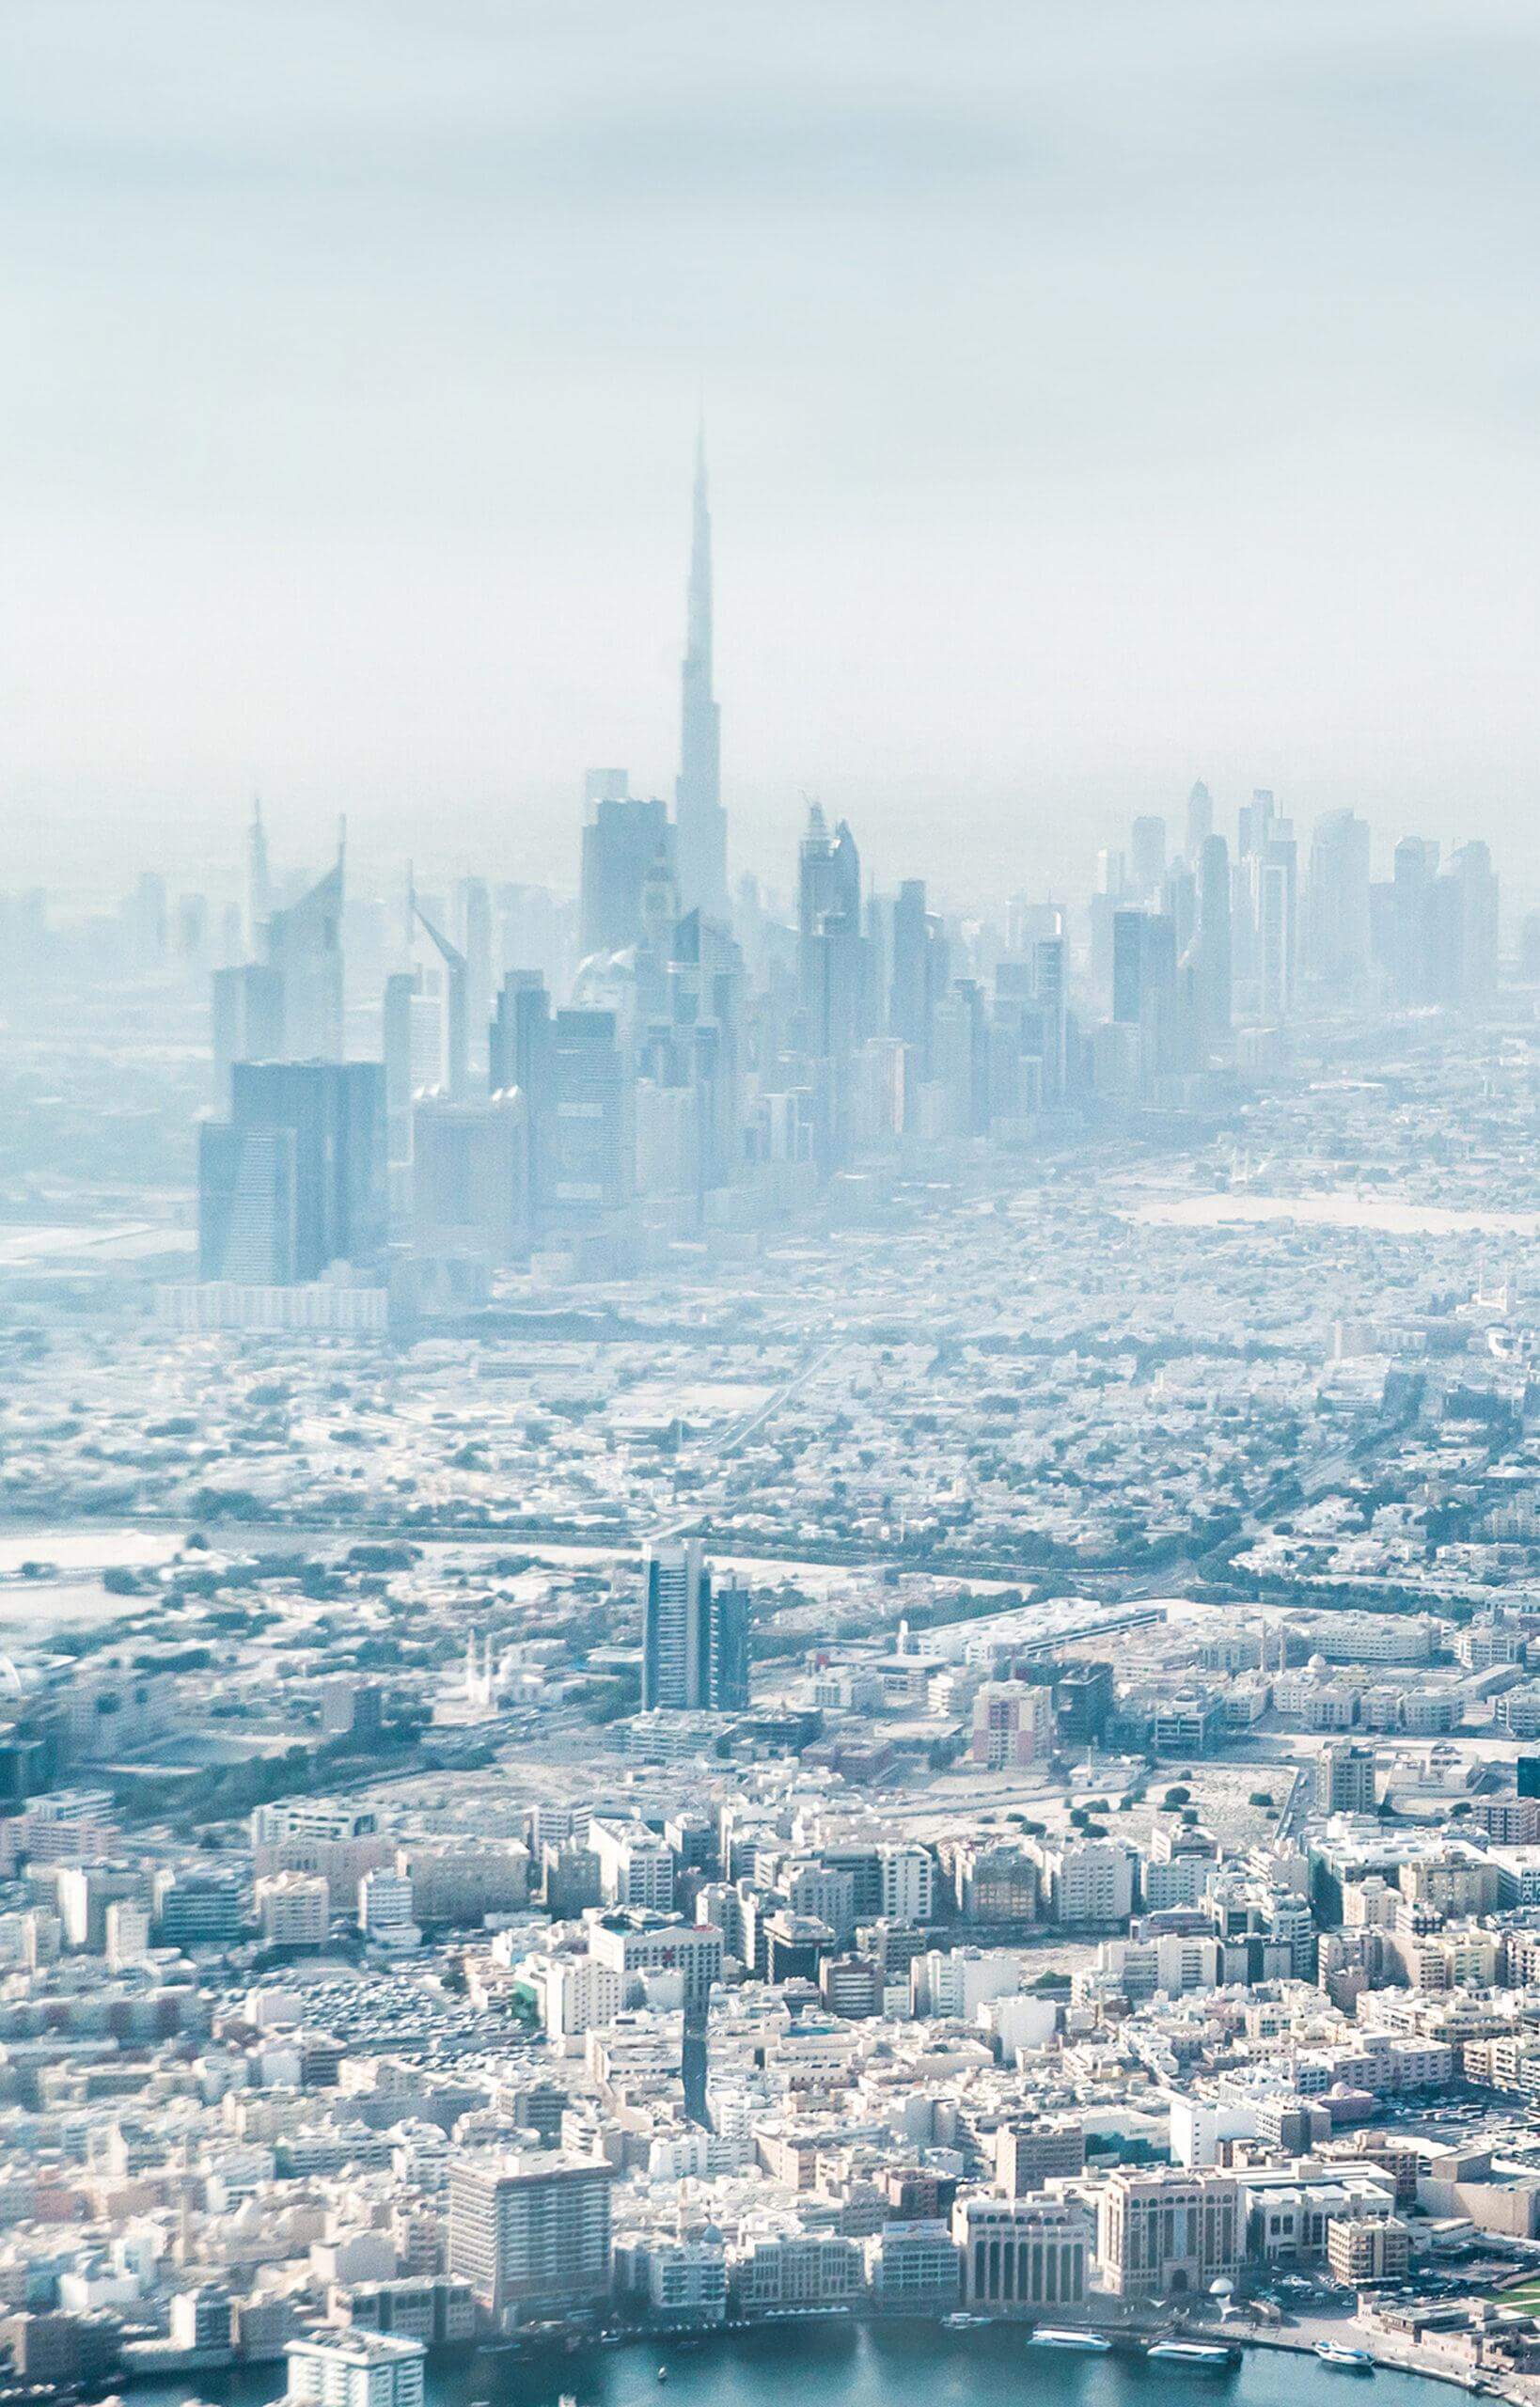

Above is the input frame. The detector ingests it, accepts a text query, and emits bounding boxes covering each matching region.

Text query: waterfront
[129,2323,1463,2407]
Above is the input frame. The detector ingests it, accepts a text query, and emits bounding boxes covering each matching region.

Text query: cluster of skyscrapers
[1096,786,1499,1093]
[181,436,1509,1323]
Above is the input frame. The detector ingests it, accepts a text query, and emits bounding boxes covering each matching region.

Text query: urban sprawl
[3,453,1540,2407]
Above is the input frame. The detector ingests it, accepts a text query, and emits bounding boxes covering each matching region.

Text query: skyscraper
[413,897,469,1101]
[642,1538,707,1711]
[410,1093,529,1265]
[1304,810,1372,996]
[211,962,283,1109]
[1185,780,1214,861]
[245,797,271,955]
[1438,842,1500,1006]
[934,976,991,1138]
[1236,791,1296,1024]
[1111,910,1176,1027]
[1194,833,1233,1042]
[1129,815,1168,903]
[200,1061,387,1283]
[579,793,674,956]
[1111,909,1185,1089]
[663,905,744,1194]
[708,1580,751,1714]
[1033,934,1067,1104]
[1375,836,1439,1004]
[197,1123,298,1284]
[489,970,552,1219]
[263,840,345,1061]
[674,428,728,920]
[383,968,417,1186]
[797,808,866,1168]
[489,970,550,1098]
[448,2152,614,2320]
[641,1538,750,1712]
[544,1009,630,1229]
[890,879,937,1074]
[798,807,859,1010]
[455,876,493,1072]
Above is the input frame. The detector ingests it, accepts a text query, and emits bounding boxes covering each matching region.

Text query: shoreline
[117,2308,1524,2402]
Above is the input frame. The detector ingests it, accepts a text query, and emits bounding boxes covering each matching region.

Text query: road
[715,1339,843,1460]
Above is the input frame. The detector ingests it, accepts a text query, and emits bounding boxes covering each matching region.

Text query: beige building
[952,2194,1091,2311]
[1327,2215,1411,2288]
[1097,2168,1241,2300]
[448,2151,614,2321]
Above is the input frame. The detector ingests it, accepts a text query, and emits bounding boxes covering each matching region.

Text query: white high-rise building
[589,1818,675,1911]
[105,1898,151,1970]
[285,2332,425,2407]
[255,1871,330,1950]
[358,1868,420,1950]
[527,1949,623,2037]
[880,1843,935,1924]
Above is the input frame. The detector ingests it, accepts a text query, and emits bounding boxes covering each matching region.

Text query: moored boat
[1145,2340,1237,2368]
[1030,2328,1113,2352]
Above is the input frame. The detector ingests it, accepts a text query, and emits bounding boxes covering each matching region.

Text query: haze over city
[6,0,1540,897]
[10,12,1540,2407]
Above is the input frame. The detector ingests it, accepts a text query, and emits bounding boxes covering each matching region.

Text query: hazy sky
[4,0,1539,904]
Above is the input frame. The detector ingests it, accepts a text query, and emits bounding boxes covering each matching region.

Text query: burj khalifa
[674,426,729,920]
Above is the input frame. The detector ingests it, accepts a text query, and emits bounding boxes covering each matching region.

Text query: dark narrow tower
[674,424,729,920]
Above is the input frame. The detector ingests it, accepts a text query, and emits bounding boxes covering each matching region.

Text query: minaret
[674,422,729,920]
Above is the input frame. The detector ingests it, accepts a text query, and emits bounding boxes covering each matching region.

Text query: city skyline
[5,429,1535,923]
[5,2,1540,894]
[10,9,1540,2397]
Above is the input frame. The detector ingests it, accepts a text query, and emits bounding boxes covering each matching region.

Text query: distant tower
[456,877,493,1073]
[414,897,470,1101]
[1195,832,1233,1041]
[674,424,729,922]
[262,834,344,1061]
[245,796,271,957]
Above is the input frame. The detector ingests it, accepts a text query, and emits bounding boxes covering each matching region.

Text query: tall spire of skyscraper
[245,794,271,956]
[674,418,729,920]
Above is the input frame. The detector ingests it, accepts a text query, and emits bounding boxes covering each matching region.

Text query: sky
[3,0,1539,906]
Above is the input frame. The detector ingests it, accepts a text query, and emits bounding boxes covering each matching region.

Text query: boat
[1145,2340,1236,2368]
[657,2371,669,2385]
[1314,2346,1375,2374]
[1030,2328,1113,2352]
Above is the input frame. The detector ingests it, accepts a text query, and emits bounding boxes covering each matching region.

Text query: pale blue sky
[3,0,1537,901]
